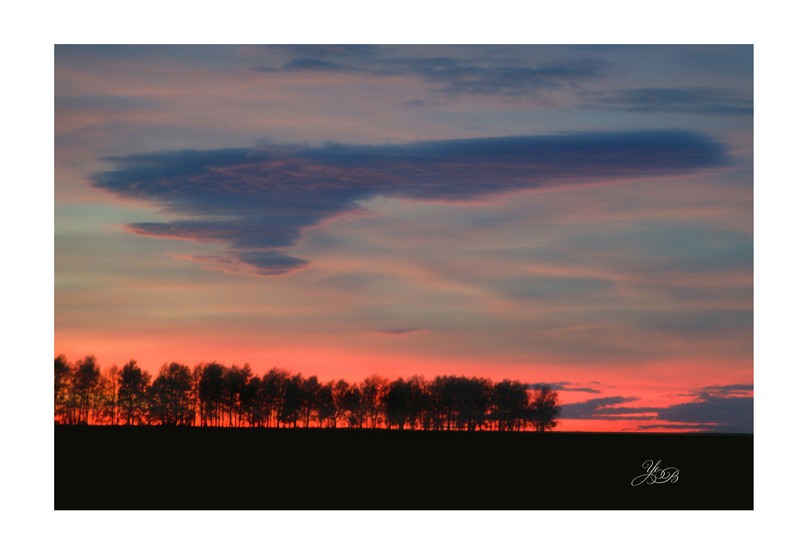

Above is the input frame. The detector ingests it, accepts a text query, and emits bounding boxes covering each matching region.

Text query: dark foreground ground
[55,426,752,510]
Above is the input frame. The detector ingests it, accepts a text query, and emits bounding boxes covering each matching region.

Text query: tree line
[54,355,562,431]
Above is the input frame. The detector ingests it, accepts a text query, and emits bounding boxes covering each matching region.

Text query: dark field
[55,426,752,510]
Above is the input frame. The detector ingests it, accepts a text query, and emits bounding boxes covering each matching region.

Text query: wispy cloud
[252,45,610,98]
[93,130,729,276]
[696,384,753,397]
[170,251,310,276]
[528,381,602,394]
[368,328,429,336]
[560,396,651,419]
[584,87,753,115]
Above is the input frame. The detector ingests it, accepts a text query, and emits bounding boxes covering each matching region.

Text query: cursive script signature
[631,459,680,486]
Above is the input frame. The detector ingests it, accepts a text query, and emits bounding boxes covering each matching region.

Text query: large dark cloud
[93,130,728,276]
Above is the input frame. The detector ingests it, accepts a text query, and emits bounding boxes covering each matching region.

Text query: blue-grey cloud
[648,383,753,433]
[697,384,753,397]
[585,87,752,115]
[657,395,752,433]
[253,46,609,98]
[54,94,165,113]
[560,396,647,419]
[281,58,352,72]
[563,384,753,433]
[266,44,383,60]
[633,424,707,431]
[496,276,614,303]
[627,308,752,342]
[177,251,309,276]
[528,382,602,394]
[370,328,429,336]
[93,130,728,276]
[393,57,608,97]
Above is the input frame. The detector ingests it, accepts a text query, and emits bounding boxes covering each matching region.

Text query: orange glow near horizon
[54,333,750,385]
[54,332,752,433]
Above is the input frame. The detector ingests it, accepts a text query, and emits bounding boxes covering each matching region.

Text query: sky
[54,45,753,432]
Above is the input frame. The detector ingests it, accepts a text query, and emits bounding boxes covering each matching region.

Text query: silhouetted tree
[118,360,151,425]
[405,376,428,429]
[382,377,427,429]
[413,375,490,431]
[453,377,492,431]
[383,378,412,429]
[261,368,290,427]
[240,375,263,427]
[301,375,321,428]
[54,355,75,424]
[94,365,121,425]
[492,379,529,431]
[189,365,202,426]
[316,382,337,428]
[148,362,194,426]
[341,384,364,428]
[198,362,225,427]
[429,376,457,430]
[330,379,351,428]
[223,364,252,427]
[415,377,436,430]
[529,384,561,432]
[279,373,305,428]
[73,355,101,424]
[360,375,388,428]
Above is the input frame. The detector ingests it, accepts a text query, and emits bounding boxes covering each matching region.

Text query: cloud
[657,395,752,433]
[171,252,309,276]
[55,94,164,113]
[495,276,613,302]
[697,384,753,397]
[654,383,753,433]
[252,46,610,98]
[585,87,753,115]
[391,57,608,97]
[93,130,729,276]
[281,58,352,72]
[560,396,648,419]
[528,381,601,394]
[633,424,709,431]
[267,45,383,60]
[369,328,429,336]
[563,384,753,433]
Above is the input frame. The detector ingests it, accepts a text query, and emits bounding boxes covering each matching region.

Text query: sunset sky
[54,45,753,432]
